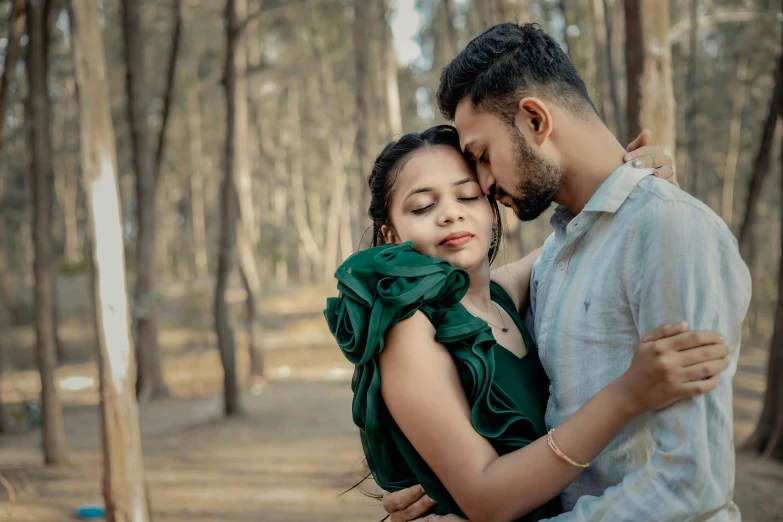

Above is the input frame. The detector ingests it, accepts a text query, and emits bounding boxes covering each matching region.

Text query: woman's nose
[437,199,465,225]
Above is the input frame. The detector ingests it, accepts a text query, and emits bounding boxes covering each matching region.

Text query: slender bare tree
[121,0,169,401]
[68,0,150,519]
[624,0,677,155]
[738,57,782,265]
[26,0,67,464]
[379,0,402,138]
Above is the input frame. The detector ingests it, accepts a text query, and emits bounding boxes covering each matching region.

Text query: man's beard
[502,126,563,222]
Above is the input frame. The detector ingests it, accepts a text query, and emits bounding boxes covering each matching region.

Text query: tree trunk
[624,0,677,156]
[354,0,371,238]
[68,1,150,519]
[214,151,240,415]
[746,115,783,461]
[379,0,402,138]
[602,0,624,140]
[61,167,82,266]
[738,57,783,264]
[684,0,700,197]
[285,89,324,272]
[721,57,749,229]
[227,0,264,382]
[237,222,264,379]
[187,88,209,279]
[154,0,182,185]
[323,162,349,280]
[591,0,616,134]
[441,0,457,58]
[558,1,574,59]
[27,0,67,465]
[273,184,289,285]
[58,100,83,267]
[216,0,252,416]
[121,0,168,401]
[305,35,353,277]
[488,0,505,25]
[0,0,26,152]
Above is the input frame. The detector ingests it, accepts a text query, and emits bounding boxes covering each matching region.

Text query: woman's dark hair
[367,124,502,264]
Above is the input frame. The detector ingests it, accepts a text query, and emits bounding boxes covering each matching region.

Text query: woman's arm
[380,317,727,522]
[490,247,542,313]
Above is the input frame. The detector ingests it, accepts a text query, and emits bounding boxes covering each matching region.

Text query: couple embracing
[325,22,750,522]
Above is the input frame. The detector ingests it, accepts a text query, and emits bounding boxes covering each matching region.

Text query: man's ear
[515,97,553,146]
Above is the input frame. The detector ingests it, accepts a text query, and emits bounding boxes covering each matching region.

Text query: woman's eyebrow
[404,178,476,200]
[404,186,434,201]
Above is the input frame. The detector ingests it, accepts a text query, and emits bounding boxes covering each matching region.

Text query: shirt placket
[537,213,599,357]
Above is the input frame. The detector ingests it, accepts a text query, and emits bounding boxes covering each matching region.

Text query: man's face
[454,98,563,221]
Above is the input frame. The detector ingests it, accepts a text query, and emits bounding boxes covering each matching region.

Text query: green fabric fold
[324,242,546,517]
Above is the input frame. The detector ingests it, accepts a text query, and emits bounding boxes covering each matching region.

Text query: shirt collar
[581,162,652,214]
[549,162,652,235]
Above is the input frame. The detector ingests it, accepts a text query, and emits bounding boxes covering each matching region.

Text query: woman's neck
[462,261,493,312]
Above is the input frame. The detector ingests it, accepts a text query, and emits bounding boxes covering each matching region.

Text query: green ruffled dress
[324,242,562,521]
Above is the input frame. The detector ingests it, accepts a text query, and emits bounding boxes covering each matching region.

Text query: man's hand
[360,459,452,522]
[624,128,678,187]
[382,485,438,522]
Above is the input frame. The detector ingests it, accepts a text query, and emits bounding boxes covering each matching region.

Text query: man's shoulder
[627,177,732,237]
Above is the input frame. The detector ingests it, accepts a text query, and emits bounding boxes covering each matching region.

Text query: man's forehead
[454,100,481,151]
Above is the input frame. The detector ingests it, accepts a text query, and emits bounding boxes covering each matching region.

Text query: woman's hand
[618,323,729,415]
[624,128,678,187]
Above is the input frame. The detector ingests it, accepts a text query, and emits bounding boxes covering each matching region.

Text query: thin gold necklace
[465,295,509,333]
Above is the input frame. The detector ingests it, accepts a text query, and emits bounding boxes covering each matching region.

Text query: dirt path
[0,377,385,522]
[0,282,781,521]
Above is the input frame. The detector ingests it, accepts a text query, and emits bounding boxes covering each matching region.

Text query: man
[382,22,751,522]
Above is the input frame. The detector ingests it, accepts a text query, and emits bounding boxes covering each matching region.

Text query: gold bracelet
[547,428,590,468]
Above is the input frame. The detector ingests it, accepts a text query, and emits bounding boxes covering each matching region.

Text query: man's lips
[440,232,474,248]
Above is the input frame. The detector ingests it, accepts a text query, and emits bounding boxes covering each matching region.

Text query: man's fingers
[412,515,468,522]
[627,151,673,170]
[679,374,721,398]
[388,494,437,522]
[641,322,687,343]
[667,330,723,352]
[679,357,730,383]
[675,343,730,367]
[653,165,677,182]
[626,128,652,152]
[383,485,425,514]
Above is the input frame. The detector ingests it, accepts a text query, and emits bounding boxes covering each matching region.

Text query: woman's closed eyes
[410,195,482,215]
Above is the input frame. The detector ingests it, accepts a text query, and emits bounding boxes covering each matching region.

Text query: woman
[324,126,728,522]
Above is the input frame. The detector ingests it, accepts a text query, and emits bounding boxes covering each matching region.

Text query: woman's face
[383,145,495,272]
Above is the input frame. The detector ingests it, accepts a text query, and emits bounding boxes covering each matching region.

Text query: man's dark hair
[437,22,598,123]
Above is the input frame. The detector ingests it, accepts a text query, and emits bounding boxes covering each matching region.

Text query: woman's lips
[440,233,474,248]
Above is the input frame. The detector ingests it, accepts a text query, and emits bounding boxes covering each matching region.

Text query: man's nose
[477,166,496,196]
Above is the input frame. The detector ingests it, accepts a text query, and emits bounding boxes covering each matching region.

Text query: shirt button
[557,261,566,270]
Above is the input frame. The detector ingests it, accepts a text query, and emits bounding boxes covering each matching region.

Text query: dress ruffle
[325,243,541,503]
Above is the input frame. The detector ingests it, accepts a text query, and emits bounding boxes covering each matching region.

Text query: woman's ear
[381,224,397,244]
[516,97,553,146]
